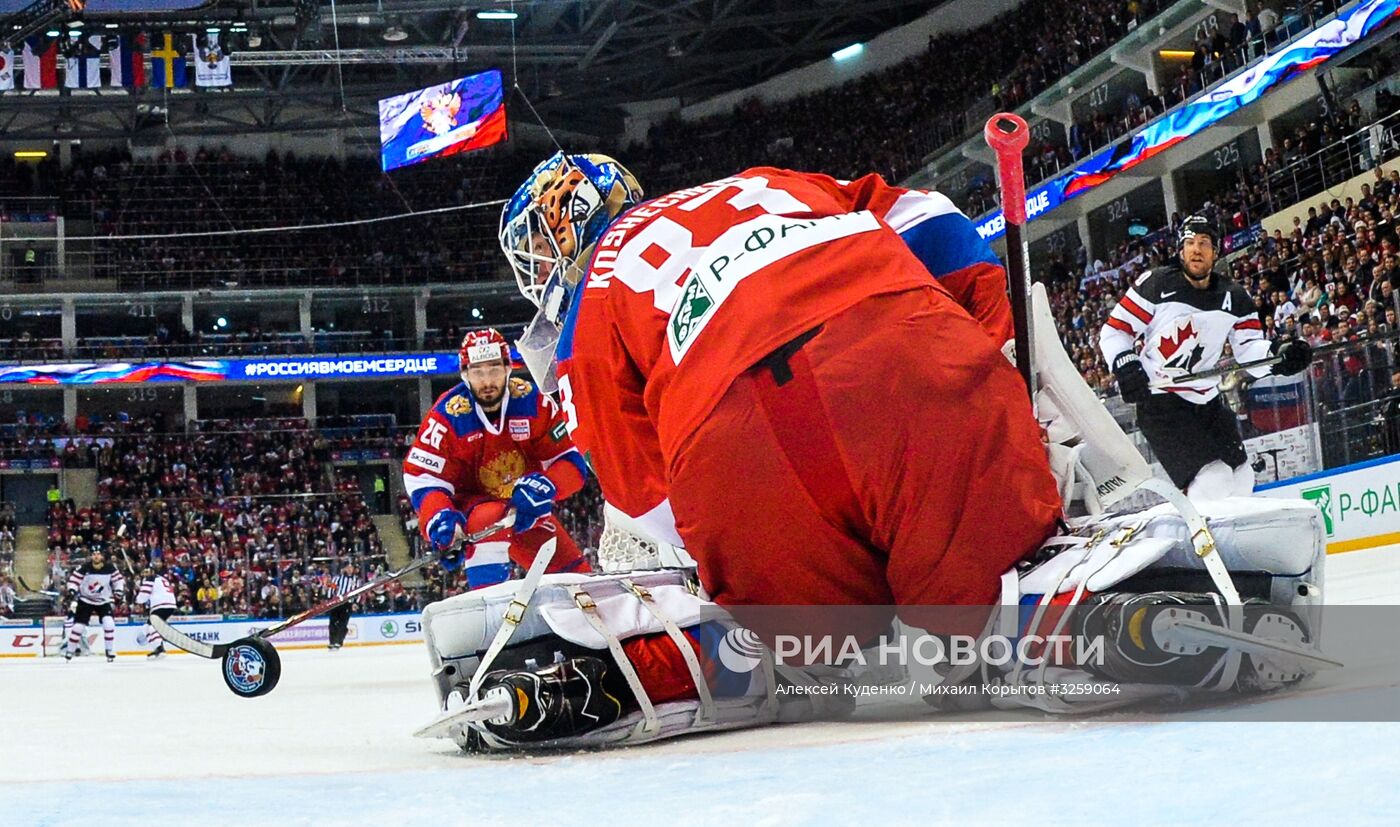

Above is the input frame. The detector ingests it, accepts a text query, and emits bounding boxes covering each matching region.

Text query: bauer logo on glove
[510,473,557,532]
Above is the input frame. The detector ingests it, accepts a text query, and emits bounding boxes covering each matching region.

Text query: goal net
[41,616,71,657]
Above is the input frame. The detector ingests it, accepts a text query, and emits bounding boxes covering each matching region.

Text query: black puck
[221,636,282,698]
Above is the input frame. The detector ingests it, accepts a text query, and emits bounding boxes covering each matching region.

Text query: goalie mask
[500,152,643,392]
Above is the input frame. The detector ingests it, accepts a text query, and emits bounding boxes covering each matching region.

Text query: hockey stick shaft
[254,510,518,639]
[152,511,517,658]
[1149,338,1347,387]
[986,113,1036,398]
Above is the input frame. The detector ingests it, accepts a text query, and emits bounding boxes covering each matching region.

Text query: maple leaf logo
[1158,320,1196,361]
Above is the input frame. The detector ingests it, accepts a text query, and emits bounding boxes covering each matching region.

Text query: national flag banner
[0,49,14,91]
[64,34,102,89]
[109,33,147,88]
[22,36,60,90]
[149,32,188,88]
[190,32,232,87]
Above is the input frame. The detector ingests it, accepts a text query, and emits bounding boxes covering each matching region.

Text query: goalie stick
[985,112,1036,397]
[151,511,516,697]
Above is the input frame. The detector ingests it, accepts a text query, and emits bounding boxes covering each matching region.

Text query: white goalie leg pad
[420,570,784,751]
[980,497,1328,712]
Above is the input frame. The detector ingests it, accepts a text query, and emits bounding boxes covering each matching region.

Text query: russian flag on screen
[378,69,508,172]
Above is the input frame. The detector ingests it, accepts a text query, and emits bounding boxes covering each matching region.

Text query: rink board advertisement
[1257,453,1400,554]
[973,0,1400,242]
[0,353,459,385]
[0,611,424,658]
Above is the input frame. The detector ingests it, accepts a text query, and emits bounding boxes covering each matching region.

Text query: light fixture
[14,150,49,160]
[45,28,61,37]
[66,19,84,29]
[832,43,863,61]
[206,26,221,34]
[477,10,520,21]
[1159,49,1195,59]
[216,317,228,329]
[104,23,119,29]
[382,17,408,41]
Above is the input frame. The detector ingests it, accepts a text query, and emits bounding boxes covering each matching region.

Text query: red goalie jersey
[554,168,1057,603]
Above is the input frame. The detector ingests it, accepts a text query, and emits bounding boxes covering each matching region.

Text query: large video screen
[378,69,508,172]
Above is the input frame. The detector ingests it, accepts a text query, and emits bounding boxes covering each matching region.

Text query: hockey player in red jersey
[402,329,592,590]
[502,153,1060,606]
[411,157,1326,750]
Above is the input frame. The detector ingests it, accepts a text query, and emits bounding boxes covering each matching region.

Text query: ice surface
[4,548,1398,826]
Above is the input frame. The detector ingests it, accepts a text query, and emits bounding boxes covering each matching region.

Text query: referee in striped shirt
[327,564,361,650]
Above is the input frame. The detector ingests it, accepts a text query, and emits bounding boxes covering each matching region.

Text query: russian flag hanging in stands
[21,36,59,90]
[109,33,147,89]
[149,32,188,88]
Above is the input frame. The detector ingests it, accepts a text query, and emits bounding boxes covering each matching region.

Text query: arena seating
[41,418,408,618]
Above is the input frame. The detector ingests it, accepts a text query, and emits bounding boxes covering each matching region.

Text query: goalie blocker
[416,496,1327,751]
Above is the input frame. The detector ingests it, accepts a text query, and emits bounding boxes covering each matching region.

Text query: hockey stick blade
[149,612,224,659]
[1166,618,1343,670]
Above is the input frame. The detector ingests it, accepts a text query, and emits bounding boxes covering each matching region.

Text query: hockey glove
[425,508,468,560]
[511,473,557,533]
[1271,338,1312,376]
[1111,352,1152,404]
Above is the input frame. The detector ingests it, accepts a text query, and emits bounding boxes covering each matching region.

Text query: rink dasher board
[1257,453,1400,555]
[0,611,426,658]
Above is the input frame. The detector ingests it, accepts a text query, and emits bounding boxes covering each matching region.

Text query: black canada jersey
[1100,265,1273,404]
[68,562,126,606]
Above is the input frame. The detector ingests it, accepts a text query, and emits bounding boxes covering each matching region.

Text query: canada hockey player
[136,561,177,658]
[1101,214,1311,500]
[66,550,125,662]
[402,328,592,589]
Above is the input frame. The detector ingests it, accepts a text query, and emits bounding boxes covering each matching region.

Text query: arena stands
[55,146,537,291]
[42,417,402,618]
[628,0,1175,194]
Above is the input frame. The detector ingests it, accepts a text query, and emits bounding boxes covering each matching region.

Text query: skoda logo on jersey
[380,620,399,639]
[717,627,766,674]
[225,643,267,695]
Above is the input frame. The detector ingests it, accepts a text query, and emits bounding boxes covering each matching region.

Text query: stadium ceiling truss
[0,0,944,140]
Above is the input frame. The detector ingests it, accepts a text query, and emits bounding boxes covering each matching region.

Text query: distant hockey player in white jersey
[65,550,126,662]
[1101,215,1312,500]
[136,561,177,659]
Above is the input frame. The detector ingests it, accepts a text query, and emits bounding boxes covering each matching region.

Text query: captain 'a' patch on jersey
[1100,266,1272,403]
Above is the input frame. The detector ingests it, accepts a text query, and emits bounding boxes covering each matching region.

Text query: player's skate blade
[414,690,515,739]
[415,657,623,744]
[1162,618,1341,671]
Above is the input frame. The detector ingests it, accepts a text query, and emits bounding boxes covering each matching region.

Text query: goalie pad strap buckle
[622,578,717,725]
[569,585,661,734]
